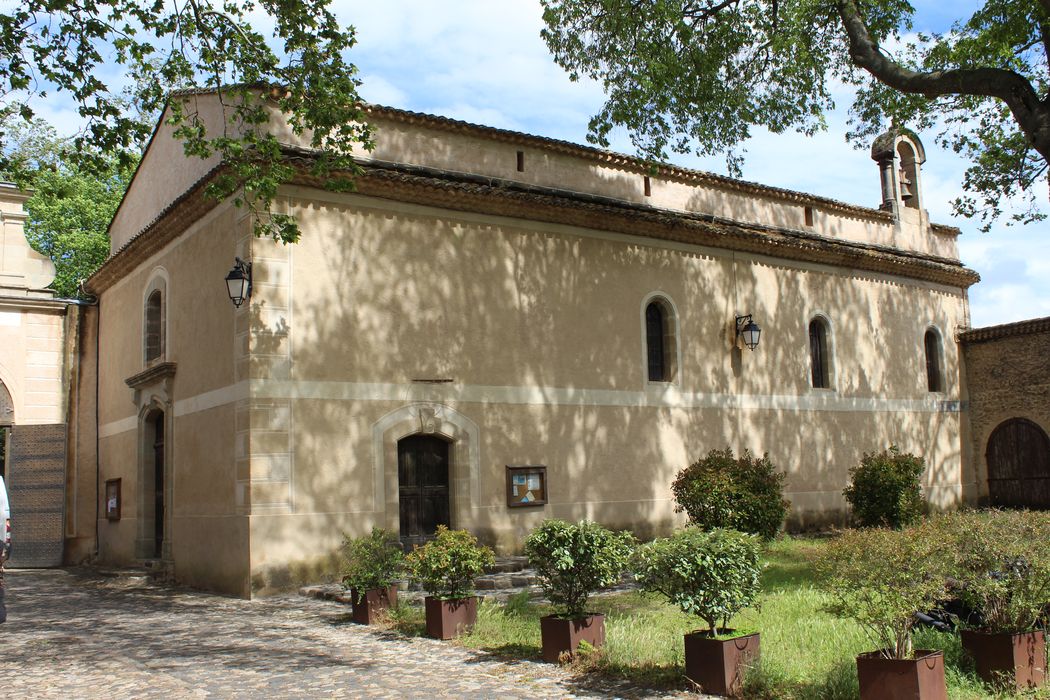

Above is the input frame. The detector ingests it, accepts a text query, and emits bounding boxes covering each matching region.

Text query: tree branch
[682,0,740,23]
[836,0,1050,163]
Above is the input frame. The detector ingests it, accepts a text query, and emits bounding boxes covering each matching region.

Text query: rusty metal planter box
[856,649,947,700]
[684,630,760,697]
[540,614,605,663]
[424,596,478,640]
[961,629,1046,690]
[350,585,397,625]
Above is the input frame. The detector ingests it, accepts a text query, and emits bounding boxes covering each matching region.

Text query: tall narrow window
[646,302,666,381]
[145,290,164,363]
[925,329,943,392]
[809,317,830,389]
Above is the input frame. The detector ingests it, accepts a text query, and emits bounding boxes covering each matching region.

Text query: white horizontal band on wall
[98,378,962,438]
[250,379,961,414]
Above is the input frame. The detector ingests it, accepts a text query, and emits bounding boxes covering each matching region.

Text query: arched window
[643,296,678,383]
[809,317,831,389]
[646,302,665,381]
[924,328,944,392]
[145,290,164,363]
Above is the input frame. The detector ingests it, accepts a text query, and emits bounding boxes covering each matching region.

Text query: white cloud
[358,75,409,108]
[970,283,1050,328]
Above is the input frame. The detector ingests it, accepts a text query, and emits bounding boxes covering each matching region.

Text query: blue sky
[24,0,1049,327]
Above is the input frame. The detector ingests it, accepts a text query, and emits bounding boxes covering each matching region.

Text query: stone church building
[3,91,1046,597]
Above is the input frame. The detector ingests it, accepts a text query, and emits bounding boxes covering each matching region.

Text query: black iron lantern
[736,314,761,351]
[225,258,252,308]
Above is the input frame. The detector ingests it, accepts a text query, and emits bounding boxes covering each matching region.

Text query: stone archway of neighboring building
[986,417,1050,508]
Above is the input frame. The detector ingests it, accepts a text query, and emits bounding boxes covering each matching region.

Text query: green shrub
[817,526,948,659]
[922,509,1050,633]
[633,527,761,634]
[340,527,405,602]
[524,519,635,619]
[670,447,789,540]
[404,526,495,599]
[842,446,927,529]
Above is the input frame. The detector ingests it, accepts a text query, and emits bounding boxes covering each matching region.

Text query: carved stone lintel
[418,406,438,434]
[125,362,176,407]
[125,361,177,390]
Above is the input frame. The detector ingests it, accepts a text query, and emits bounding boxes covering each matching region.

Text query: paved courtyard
[0,569,690,699]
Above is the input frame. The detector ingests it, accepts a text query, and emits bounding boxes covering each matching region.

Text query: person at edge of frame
[0,472,9,623]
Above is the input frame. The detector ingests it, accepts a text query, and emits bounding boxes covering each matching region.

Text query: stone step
[483,556,529,574]
[302,569,541,599]
[135,559,175,583]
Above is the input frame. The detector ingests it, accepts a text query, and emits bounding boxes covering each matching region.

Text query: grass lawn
[386,536,1050,699]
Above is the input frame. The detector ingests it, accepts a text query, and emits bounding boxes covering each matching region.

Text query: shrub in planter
[633,527,762,696]
[524,519,635,662]
[670,448,789,540]
[843,446,927,529]
[341,527,404,625]
[818,526,949,699]
[404,525,494,639]
[924,510,1050,689]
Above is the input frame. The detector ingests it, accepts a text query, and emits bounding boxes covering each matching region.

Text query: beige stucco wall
[66,304,98,563]
[94,102,973,596]
[358,116,957,260]
[109,97,236,252]
[0,183,67,428]
[109,95,958,260]
[95,199,251,595]
[0,306,67,426]
[237,186,969,589]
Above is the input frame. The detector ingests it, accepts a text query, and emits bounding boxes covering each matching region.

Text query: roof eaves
[959,316,1050,343]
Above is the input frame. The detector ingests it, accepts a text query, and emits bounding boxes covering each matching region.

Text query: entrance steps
[475,556,537,590]
[138,558,174,584]
[299,556,541,603]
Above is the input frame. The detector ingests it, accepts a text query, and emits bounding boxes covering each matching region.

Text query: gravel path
[0,568,694,699]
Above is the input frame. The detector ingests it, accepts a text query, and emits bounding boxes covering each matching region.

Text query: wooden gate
[6,424,67,567]
[986,418,1050,508]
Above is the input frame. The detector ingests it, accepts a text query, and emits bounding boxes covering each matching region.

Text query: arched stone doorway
[372,403,480,541]
[986,418,1050,508]
[137,407,170,560]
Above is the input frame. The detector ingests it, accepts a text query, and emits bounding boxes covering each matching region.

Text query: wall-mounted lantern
[736,314,762,351]
[225,258,252,308]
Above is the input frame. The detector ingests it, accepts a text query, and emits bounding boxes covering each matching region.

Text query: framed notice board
[506,465,547,507]
[105,478,122,521]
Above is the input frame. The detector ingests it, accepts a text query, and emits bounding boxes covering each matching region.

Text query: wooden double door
[986,418,1050,509]
[397,435,451,549]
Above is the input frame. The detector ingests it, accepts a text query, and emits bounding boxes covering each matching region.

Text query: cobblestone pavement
[0,569,695,699]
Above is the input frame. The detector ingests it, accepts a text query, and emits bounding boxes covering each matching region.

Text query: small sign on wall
[105,479,121,521]
[506,465,547,507]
